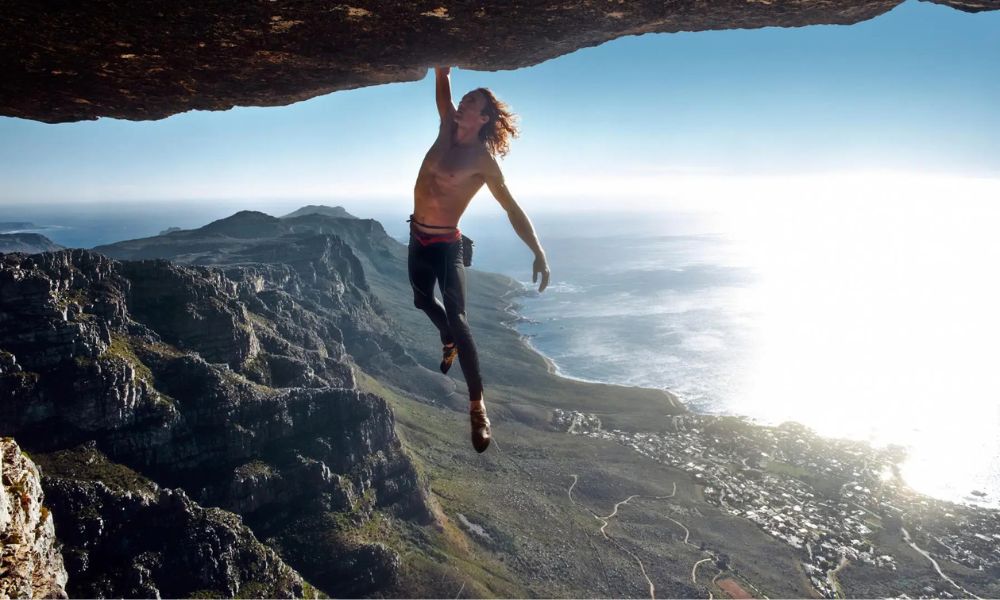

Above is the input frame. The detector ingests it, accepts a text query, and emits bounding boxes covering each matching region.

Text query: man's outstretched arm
[435,66,455,121]
[484,165,550,292]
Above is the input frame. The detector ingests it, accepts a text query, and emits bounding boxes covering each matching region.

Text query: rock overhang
[2,0,998,124]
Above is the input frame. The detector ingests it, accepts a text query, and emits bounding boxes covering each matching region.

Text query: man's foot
[470,400,491,453]
[440,342,458,374]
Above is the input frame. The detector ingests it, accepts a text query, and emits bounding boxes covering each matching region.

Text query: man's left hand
[533,255,550,293]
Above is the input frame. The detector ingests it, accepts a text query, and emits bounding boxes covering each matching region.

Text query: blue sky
[1,0,998,215]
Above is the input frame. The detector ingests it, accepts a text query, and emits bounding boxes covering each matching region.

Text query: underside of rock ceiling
[2,0,998,123]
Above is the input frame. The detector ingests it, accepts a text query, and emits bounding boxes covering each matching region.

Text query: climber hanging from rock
[408,65,550,453]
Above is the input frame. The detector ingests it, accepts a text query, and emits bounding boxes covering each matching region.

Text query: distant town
[554,409,1000,598]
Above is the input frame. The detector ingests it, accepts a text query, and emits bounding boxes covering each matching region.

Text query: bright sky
[1,0,998,215]
[2,0,999,505]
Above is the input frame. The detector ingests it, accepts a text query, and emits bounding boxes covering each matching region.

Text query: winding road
[566,475,769,600]
[664,515,696,547]
[567,475,678,600]
[901,527,983,600]
[692,557,713,584]
[825,555,849,598]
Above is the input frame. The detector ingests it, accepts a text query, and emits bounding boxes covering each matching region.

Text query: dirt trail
[599,494,641,535]
[664,514,696,547]
[567,475,747,600]
[567,475,677,600]
[825,555,849,598]
[692,557,713,584]
[902,527,983,600]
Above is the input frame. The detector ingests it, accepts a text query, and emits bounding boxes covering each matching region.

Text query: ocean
[6,200,999,509]
[457,206,1000,510]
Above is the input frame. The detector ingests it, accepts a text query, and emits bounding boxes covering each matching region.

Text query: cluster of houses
[552,409,999,598]
[888,491,1000,572]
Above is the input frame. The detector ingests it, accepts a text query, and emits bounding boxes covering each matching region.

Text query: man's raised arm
[435,66,455,120]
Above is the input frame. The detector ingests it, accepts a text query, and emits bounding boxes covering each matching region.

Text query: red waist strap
[411,226,462,246]
[408,214,461,246]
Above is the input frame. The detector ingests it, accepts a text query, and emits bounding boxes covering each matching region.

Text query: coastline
[496,286,622,388]
[487,276,686,417]
[480,276,1000,598]
[491,275,1000,512]
[7,213,998,598]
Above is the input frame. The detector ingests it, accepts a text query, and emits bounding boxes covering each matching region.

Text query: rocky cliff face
[0,438,68,599]
[35,444,308,599]
[3,0,997,123]
[0,245,433,597]
[95,211,422,386]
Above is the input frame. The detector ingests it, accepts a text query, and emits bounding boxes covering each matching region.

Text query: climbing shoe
[470,403,492,453]
[440,343,458,374]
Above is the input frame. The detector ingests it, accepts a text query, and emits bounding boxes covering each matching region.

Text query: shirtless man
[409,66,550,453]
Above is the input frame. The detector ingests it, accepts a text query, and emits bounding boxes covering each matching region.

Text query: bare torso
[412,121,488,231]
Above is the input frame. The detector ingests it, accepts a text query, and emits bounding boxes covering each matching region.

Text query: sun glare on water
[702,172,1000,505]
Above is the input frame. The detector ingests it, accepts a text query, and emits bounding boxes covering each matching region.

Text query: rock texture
[34,444,307,599]
[2,1,998,123]
[0,243,433,597]
[0,438,68,599]
[93,208,516,405]
[95,210,418,376]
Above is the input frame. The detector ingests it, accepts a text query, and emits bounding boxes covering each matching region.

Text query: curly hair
[473,87,519,158]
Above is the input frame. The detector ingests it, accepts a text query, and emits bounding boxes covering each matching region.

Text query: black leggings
[408,233,483,400]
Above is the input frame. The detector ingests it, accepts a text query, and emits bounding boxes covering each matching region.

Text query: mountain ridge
[0,232,64,254]
[5,205,996,598]
[0,243,434,597]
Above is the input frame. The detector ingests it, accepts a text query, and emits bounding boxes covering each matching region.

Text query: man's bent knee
[447,311,471,330]
[413,292,432,310]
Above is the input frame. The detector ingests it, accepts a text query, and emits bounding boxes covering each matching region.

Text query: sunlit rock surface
[2,0,998,123]
[0,438,68,599]
[34,444,309,599]
[0,245,433,597]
